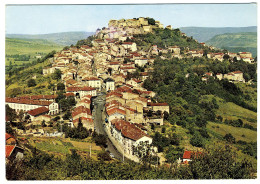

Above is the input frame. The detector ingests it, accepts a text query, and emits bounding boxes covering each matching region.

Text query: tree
[223,54,230,60]
[168,133,180,146]
[224,133,236,144]
[243,73,250,82]
[57,83,65,90]
[52,69,62,80]
[6,105,17,122]
[59,99,70,112]
[17,110,24,122]
[27,79,36,87]
[65,149,83,177]
[63,46,70,50]
[133,142,157,165]
[97,151,111,161]
[62,111,71,120]
[190,132,204,147]
[147,18,155,25]
[55,92,66,103]
[93,133,107,148]
[161,127,166,133]
[163,111,169,120]
[176,144,255,179]
[108,68,112,75]
[41,120,46,127]
[165,146,184,164]
[67,96,76,107]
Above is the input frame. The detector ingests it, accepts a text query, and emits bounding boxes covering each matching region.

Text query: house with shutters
[27,106,50,121]
[107,107,126,123]
[147,102,170,113]
[72,106,92,121]
[5,97,59,115]
[112,73,126,86]
[126,78,142,87]
[104,78,115,91]
[73,117,94,130]
[66,86,97,98]
[110,119,153,156]
[121,42,137,52]
[134,58,148,67]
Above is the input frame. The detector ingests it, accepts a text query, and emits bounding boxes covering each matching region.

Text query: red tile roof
[6,133,16,141]
[106,100,123,107]
[83,77,100,81]
[67,86,95,92]
[111,119,149,141]
[19,95,58,100]
[148,102,169,106]
[6,98,52,106]
[183,151,202,159]
[140,72,148,76]
[233,70,243,74]
[81,86,96,91]
[132,78,142,83]
[27,106,49,116]
[120,66,136,70]
[115,86,132,93]
[6,145,15,158]
[109,62,120,65]
[107,108,126,116]
[72,106,91,117]
[122,42,134,45]
[64,93,75,97]
[73,117,93,123]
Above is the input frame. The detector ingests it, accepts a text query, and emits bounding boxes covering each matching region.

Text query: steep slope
[206,32,257,57]
[179,26,257,42]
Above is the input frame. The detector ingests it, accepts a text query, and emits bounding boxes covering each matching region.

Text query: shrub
[27,79,36,87]
[97,151,111,161]
[224,133,236,144]
[161,127,166,133]
[190,132,204,147]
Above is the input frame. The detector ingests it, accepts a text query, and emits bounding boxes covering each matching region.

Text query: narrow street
[93,94,124,161]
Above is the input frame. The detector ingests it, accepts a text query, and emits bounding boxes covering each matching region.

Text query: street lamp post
[123,148,125,162]
[90,145,92,158]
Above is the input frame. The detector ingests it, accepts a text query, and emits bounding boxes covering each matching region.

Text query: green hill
[5,37,63,66]
[6,31,95,46]
[180,26,256,42]
[205,32,257,57]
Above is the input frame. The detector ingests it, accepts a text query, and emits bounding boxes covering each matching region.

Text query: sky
[5,3,258,34]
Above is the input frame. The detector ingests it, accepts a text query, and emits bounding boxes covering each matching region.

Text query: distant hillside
[6,38,63,54]
[206,32,257,57]
[6,31,95,46]
[5,37,63,66]
[179,26,257,42]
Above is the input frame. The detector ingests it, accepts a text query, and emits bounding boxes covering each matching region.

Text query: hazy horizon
[6,4,257,34]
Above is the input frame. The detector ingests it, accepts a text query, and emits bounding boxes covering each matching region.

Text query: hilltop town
[5,17,257,179]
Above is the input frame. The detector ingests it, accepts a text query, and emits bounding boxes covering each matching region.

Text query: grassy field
[207,121,257,143]
[216,101,257,127]
[237,83,257,110]
[26,136,103,160]
[5,37,63,66]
